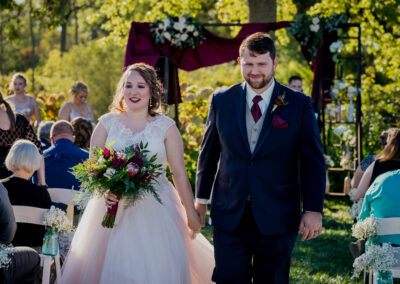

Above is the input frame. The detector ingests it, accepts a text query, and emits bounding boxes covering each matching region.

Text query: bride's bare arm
[90,122,108,157]
[165,125,201,232]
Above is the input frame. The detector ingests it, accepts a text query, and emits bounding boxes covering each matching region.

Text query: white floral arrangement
[348,198,363,219]
[324,154,334,168]
[330,78,347,99]
[347,85,357,98]
[352,216,377,240]
[309,17,320,32]
[352,243,398,279]
[340,151,353,169]
[72,189,91,211]
[43,206,73,232]
[333,125,348,137]
[348,188,357,201]
[0,244,13,269]
[329,40,344,53]
[326,104,337,119]
[151,15,205,49]
[343,129,356,147]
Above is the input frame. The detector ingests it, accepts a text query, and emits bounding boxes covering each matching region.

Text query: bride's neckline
[114,113,161,136]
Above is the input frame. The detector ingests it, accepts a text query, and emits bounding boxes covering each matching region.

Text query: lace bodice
[99,112,175,171]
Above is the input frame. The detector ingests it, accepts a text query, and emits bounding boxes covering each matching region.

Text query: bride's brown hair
[110,63,163,116]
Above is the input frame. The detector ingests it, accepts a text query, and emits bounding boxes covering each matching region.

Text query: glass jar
[42,227,59,256]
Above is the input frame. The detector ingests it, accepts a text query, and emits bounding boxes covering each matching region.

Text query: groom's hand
[195,202,207,227]
[299,211,322,241]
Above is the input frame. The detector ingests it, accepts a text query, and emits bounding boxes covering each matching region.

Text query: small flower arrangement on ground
[0,244,13,269]
[43,206,73,232]
[151,15,205,49]
[72,142,164,228]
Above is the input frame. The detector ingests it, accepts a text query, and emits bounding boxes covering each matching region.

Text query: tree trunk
[29,0,35,91]
[73,0,78,45]
[292,0,316,14]
[60,0,69,53]
[248,0,276,23]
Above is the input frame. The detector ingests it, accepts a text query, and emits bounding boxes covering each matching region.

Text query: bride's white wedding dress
[60,113,214,284]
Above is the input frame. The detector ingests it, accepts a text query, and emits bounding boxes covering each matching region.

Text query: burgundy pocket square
[272,115,288,129]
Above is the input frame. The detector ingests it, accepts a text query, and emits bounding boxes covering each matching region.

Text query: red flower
[275,97,284,105]
[103,148,111,159]
[128,156,144,168]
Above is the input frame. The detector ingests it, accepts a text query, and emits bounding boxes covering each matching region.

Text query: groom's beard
[245,71,274,90]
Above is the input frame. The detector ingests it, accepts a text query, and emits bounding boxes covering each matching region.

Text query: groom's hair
[239,32,276,60]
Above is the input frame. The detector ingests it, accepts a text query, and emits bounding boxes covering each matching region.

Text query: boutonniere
[271,92,289,113]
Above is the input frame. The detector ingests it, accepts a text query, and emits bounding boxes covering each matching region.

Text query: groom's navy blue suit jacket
[196,81,326,235]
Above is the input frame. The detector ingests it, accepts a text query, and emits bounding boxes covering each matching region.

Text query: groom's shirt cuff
[196,198,209,205]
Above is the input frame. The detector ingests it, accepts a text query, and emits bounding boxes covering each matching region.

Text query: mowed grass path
[200,196,362,283]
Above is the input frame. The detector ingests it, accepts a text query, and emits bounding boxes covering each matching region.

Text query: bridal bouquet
[72,142,163,228]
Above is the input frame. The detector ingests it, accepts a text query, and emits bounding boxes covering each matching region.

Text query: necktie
[251,95,263,123]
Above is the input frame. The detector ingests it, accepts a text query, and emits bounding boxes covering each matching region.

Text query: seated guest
[358,169,400,245]
[1,140,51,247]
[354,128,400,202]
[351,130,389,188]
[0,182,41,283]
[38,120,88,190]
[37,121,54,151]
[71,116,93,151]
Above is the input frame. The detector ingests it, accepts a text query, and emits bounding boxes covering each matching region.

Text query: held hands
[195,202,207,227]
[298,211,323,241]
[187,209,201,235]
[104,190,120,208]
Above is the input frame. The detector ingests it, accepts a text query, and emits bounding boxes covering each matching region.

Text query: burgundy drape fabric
[123,21,333,108]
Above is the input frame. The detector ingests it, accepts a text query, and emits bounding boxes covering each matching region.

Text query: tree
[248,0,276,23]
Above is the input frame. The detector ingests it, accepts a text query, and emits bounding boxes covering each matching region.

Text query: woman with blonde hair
[60,63,214,283]
[1,140,51,247]
[5,73,41,125]
[59,81,94,123]
[354,128,400,202]
[0,92,46,184]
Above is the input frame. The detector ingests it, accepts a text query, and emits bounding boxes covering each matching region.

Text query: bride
[60,63,214,283]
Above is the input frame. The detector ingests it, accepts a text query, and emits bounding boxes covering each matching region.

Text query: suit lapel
[234,82,251,154]
[252,81,281,158]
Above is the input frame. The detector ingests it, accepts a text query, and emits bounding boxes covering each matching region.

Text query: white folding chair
[12,205,61,284]
[47,188,79,222]
[369,217,400,284]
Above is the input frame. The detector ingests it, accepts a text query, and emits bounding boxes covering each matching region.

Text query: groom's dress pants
[212,202,297,284]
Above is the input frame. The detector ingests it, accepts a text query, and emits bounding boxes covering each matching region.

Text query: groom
[195,32,326,284]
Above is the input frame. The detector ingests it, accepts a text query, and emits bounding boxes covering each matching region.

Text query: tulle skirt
[60,179,214,284]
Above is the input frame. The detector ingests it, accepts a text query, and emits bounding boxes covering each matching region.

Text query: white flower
[97,156,104,166]
[352,243,398,279]
[348,199,363,219]
[312,17,320,25]
[158,24,164,30]
[330,88,339,98]
[193,31,199,36]
[163,32,171,41]
[347,86,357,98]
[338,79,347,90]
[162,18,170,27]
[104,168,116,178]
[309,24,320,32]
[324,154,334,167]
[0,244,13,269]
[352,216,377,240]
[329,40,344,53]
[348,188,357,201]
[333,125,348,136]
[174,22,182,31]
[187,25,195,32]
[179,16,186,24]
[43,206,73,232]
[181,33,188,42]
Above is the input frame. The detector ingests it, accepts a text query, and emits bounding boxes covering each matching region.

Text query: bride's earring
[149,98,153,108]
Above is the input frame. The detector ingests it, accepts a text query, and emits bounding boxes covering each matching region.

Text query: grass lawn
[200,195,363,283]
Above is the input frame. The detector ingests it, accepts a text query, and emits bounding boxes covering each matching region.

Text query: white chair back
[12,205,47,225]
[12,205,61,284]
[371,217,400,284]
[47,188,78,204]
[376,217,400,236]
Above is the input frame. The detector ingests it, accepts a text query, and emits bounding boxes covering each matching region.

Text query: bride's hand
[105,190,119,208]
[187,209,201,233]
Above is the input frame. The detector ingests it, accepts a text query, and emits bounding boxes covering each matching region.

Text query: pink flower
[127,163,139,179]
